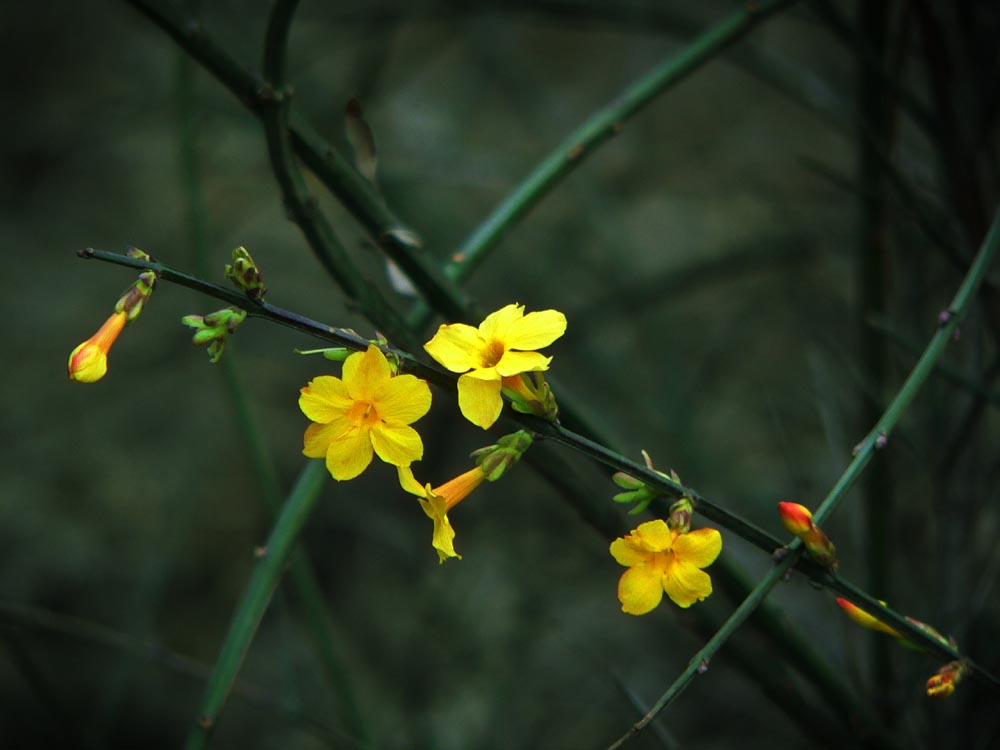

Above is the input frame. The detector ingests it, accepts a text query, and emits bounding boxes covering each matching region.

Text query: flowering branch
[76,244,1000,683]
[606,203,1000,749]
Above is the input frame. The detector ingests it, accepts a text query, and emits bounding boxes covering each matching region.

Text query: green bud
[471,430,534,482]
[612,472,645,490]
[182,307,247,363]
[225,246,267,301]
[667,497,693,533]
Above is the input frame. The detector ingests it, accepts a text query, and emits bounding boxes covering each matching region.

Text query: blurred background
[3,1,999,747]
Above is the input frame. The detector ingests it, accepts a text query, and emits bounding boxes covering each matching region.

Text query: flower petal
[299,376,351,423]
[303,417,352,458]
[324,427,374,480]
[370,422,424,466]
[610,537,649,567]
[397,465,428,497]
[494,351,552,377]
[457,373,503,429]
[424,323,482,373]
[634,520,673,551]
[504,309,567,350]
[478,303,524,340]
[373,373,432,425]
[418,495,460,563]
[671,528,722,568]
[342,346,392,401]
[662,559,713,608]
[618,564,665,615]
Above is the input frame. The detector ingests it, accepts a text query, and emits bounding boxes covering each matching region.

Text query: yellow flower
[424,303,566,429]
[610,519,722,614]
[300,345,431,480]
[398,465,487,562]
[68,311,127,383]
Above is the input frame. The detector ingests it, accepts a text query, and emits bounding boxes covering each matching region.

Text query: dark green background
[3,1,998,748]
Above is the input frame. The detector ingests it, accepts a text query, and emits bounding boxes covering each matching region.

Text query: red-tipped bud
[926,660,968,699]
[778,502,813,535]
[68,311,127,383]
[777,502,838,570]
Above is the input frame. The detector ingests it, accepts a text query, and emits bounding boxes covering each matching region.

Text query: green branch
[78,245,1000,676]
[185,460,328,750]
[605,204,1000,748]
[405,0,798,331]
[122,0,471,322]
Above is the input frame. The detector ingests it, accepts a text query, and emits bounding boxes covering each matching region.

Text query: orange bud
[68,311,127,383]
[778,502,813,536]
[777,502,837,570]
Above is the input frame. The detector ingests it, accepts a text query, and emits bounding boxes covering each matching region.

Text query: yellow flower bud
[67,311,127,383]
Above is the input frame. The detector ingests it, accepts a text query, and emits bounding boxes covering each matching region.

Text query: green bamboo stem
[406,0,798,329]
[185,459,327,750]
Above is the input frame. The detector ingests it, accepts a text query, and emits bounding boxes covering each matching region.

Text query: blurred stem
[259,0,417,349]
[812,205,1000,528]
[0,601,343,741]
[856,0,893,714]
[176,39,370,748]
[407,0,799,329]
[185,459,327,750]
[122,0,471,321]
[606,559,795,750]
[868,315,1000,407]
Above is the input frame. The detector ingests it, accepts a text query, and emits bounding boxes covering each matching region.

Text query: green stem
[857,0,893,710]
[813,204,1000,527]
[606,561,793,750]
[175,42,370,744]
[406,0,798,329]
[259,0,418,349]
[122,0,471,322]
[606,204,1000,748]
[184,459,327,750]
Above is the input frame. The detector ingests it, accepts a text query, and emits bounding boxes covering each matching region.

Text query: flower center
[347,400,381,428]
[480,338,506,368]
